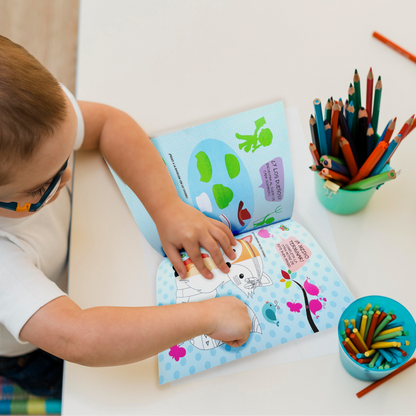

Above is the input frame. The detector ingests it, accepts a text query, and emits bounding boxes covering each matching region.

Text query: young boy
[0,36,252,398]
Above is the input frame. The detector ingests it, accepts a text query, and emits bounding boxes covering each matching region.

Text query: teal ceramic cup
[338,295,416,381]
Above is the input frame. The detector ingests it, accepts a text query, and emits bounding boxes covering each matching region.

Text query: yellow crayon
[352,328,368,351]
[364,349,376,357]
[379,326,403,336]
[351,318,356,329]
[364,303,372,312]
[346,337,359,354]
[371,342,400,349]
[344,319,349,329]
[360,314,368,339]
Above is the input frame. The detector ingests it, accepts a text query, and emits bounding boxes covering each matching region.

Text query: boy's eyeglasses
[0,158,69,213]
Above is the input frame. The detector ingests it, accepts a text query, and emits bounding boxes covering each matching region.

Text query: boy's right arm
[20,296,251,366]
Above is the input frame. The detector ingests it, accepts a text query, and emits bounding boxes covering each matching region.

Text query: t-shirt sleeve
[60,84,85,151]
[0,238,67,344]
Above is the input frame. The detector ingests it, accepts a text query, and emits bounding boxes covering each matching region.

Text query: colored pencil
[344,99,349,117]
[351,318,356,329]
[350,333,366,354]
[321,155,345,165]
[338,98,344,116]
[408,117,416,135]
[357,108,369,166]
[372,76,382,135]
[339,137,358,178]
[368,351,380,368]
[382,117,396,143]
[377,119,392,144]
[348,141,388,185]
[331,102,340,156]
[321,168,350,184]
[338,111,359,162]
[373,31,416,64]
[322,156,350,177]
[324,120,332,154]
[377,311,388,326]
[364,310,374,341]
[369,135,400,177]
[360,314,368,339]
[399,114,415,140]
[314,99,328,156]
[309,164,323,172]
[309,143,320,165]
[342,169,397,191]
[325,99,332,123]
[309,115,320,155]
[371,341,399,349]
[342,340,354,355]
[346,337,359,354]
[348,83,355,108]
[385,320,404,330]
[347,102,354,133]
[373,331,403,343]
[353,328,368,352]
[366,310,381,347]
[379,326,403,336]
[352,70,361,138]
[373,314,393,338]
[366,67,374,123]
[364,349,376,357]
[366,123,375,158]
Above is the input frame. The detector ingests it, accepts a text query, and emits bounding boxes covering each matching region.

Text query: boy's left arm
[77,102,236,279]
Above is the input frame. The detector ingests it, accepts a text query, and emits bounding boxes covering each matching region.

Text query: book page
[156,219,353,384]
[109,101,295,255]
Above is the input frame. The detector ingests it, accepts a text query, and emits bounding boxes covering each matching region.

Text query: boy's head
[0,36,77,219]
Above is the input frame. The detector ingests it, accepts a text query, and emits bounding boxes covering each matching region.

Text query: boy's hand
[204,297,252,348]
[153,200,236,279]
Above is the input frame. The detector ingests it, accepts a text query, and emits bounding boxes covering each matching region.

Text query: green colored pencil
[342,169,397,191]
[364,310,374,341]
[369,351,380,368]
[352,70,361,139]
[372,76,383,135]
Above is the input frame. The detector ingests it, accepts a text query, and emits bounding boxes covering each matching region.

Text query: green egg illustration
[212,184,234,209]
[195,151,212,183]
[225,154,240,179]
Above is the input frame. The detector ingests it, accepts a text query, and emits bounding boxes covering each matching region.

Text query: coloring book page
[156,218,354,384]
[110,101,295,255]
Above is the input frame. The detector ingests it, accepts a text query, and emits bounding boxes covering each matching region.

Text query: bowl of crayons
[338,295,416,381]
[309,67,415,215]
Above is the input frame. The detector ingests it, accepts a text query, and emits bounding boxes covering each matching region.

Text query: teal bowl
[338,295,416,381]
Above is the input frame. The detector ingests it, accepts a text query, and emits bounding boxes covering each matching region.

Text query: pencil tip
[355,69,358,74]
[378,75,381,80]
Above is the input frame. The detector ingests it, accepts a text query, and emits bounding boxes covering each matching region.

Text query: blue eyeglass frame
[0,158,69,213]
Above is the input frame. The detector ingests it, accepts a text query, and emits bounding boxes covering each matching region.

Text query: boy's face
[0,94,78,218]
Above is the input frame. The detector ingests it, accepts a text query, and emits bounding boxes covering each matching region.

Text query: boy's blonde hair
[0,35,67,186]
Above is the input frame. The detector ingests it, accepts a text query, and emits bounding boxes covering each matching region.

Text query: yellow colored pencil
[351,318,356,329]
[364,349,376,357]
[344,319,349,329]
[360,314,368,339]
[371,342,400,349]
[346,338,359,354]
[353,328,368,351]
[364,303,372,312]
[379,326,403,336]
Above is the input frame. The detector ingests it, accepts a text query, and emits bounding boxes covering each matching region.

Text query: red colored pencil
[348,141,388,185]
[366,68,374,123]
[399,115,415,140]
[309,143,320,165]
[339,137,358,177]
[321,168,350,184]
[373,32,416,64]
[408,117,416,135]
[343,340,354,355]
[377,311,387,326]
[358,358,372,364]
[356,358,416,398]
[382,118,396,143]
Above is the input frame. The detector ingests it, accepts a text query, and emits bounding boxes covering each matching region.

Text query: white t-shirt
[0,86,84,357]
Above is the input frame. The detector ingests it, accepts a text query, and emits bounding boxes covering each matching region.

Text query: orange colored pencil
[349,141,388,185]
[408,117,416,135]
[321,168,350,184]
[366,67,374,123]
[373,32,416,64]
[339,137,358,177]
[356,357,416,398]
[309,143,320,165]
[382,117,396,143]
[399,115,415,140]
[331,102,340,156]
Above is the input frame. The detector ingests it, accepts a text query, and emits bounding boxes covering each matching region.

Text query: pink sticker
[274,237,311,272]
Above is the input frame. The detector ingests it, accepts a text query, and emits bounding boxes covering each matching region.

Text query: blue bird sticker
[262,301,280,327]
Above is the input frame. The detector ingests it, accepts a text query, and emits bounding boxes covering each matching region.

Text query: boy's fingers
[211,219,237,246]
[202,238,230,275]
[209,227,236,261]
[164,245,187,279]
[184,244,213,279]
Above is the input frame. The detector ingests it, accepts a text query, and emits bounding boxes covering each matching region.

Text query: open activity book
[109,102,354,384]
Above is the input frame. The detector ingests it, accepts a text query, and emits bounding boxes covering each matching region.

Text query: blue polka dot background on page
[157,219,354,384]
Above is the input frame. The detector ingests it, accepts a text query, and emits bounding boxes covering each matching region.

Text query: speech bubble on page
[275,237,311,272]
[259,157,284,202]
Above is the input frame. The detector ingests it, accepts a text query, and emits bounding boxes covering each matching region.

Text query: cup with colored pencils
[338,295,416,382]
[309,67,415,214]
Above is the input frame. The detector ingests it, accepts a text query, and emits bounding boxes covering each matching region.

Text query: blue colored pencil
[356,312,363,331]
[388,348,402,357]
[366,123,375,157]
[375,354,385,367]
[347,101,354,132]
[324,120,332,153]
[314,99,328,156]
[322,156,350,177]
[385,320,404,330]
[376,119,392,145]
[369,134,400,177]
[379,348,393,362]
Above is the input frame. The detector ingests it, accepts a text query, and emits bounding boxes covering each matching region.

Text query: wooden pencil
[348,141,388,185]
[366,123,375,158]
[338,98,344,116]
[314,99,328,156]
[372,76,382,135]
[331,102,340,156]
[339,111,359,163]
[408,117,416,135]
[366,67,374,123]
[373,31,416,64]
[309,115,320,154]
[357,108,369,166]
[309,164,323,172]
[309,143,320,165]
[339,137,358,178]
[325,99,332,124]
[352,70,361,139]
[356,358,416,398]
[321,156,350,177]
[399,114,415,140]
[321,168,350,183]
[382,117,396,143]
[348,83,355,107]
[347,102,355,134]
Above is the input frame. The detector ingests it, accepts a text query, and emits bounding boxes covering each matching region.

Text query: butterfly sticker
[169,344,187,362]
[287,299,303,313]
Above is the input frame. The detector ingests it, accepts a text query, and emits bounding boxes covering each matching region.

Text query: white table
[64,1,416,414]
